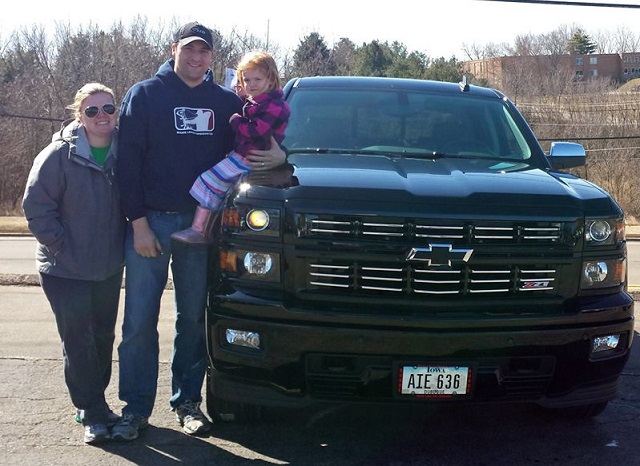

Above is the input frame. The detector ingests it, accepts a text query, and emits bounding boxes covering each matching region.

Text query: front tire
[205,367,263,422]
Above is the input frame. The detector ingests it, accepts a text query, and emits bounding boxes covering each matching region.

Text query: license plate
[398,365,471,398]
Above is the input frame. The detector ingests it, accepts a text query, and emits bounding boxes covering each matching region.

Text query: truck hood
[247,153,617,216]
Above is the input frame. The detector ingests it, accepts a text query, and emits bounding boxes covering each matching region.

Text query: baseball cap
[174,21,213,49]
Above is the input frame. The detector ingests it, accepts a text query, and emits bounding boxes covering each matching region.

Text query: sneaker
[83,423,110,444]
[75,408,120,427]
[110,413,148,442]
[175,401,212,436]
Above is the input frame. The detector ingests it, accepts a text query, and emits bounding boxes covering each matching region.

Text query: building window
[576,57,583,65]
[590,69,598,77]
[589,57,598,65]
[575,70,584,78]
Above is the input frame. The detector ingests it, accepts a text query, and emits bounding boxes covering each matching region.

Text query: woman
[22,83,125,445]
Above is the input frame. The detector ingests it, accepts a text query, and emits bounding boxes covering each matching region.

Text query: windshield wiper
[286,148,462,160]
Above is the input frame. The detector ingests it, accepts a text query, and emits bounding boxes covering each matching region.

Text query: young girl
[172,50,290,244]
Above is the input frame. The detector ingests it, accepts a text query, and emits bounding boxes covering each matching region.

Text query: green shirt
[90,145,110,167]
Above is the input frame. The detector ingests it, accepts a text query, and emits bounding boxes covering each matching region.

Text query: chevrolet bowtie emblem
[406,244,473,267]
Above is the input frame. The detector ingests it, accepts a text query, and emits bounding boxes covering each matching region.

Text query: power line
[537,135,640,140]
[586,146,640,151]
[475,0,640,8]
[0,112,64,122]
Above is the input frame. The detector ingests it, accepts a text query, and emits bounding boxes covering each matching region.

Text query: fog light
[226,329,261,349]
[592,334,620,354]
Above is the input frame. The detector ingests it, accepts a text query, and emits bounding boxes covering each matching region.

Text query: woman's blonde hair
[237,51,281,91]
[66,82,116,120]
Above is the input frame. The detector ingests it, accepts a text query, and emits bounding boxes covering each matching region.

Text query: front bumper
[207,293,634,409]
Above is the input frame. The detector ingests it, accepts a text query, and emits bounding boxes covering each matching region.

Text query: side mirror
[547,142,586,169]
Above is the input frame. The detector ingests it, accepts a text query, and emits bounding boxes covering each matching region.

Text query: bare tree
[0,19,171,213]
[594,26,640,54]
[461,41,510,60]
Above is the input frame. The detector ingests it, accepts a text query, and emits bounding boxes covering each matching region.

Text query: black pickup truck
[205,76,634,421]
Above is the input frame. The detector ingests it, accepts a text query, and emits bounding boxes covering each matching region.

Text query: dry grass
[0,216,30,235]
[616,78,640,93]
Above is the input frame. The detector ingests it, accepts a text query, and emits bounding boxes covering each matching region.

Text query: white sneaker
[175,401,212,436]
[83,423,110,444]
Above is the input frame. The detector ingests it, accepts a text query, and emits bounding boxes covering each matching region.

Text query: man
[113,21,286,440]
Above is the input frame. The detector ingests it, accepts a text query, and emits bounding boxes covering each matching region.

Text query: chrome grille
[308,262,557,295]
[299,215,563,244]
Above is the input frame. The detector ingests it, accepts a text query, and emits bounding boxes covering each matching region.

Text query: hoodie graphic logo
[174,107,214,133]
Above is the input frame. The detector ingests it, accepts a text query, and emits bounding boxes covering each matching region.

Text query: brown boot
[171,206,218,245]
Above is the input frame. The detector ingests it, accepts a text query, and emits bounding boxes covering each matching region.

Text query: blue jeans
[118,210,210,418]
[40,270,123,424]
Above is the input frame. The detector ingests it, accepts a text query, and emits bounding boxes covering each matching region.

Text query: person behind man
[172,50,290,244]
[22,83,125,445]
[112,21,287,441]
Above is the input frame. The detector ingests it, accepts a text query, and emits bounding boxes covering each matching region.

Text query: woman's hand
[246,136,286,171]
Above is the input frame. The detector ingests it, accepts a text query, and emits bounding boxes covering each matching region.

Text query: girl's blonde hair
[237,51,281,91]
[66,82,116,120]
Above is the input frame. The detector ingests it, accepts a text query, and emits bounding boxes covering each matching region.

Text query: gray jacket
[22,120,125,280]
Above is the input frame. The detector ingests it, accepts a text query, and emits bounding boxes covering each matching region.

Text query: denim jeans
[40,270,123,424]
[118,210,210,419]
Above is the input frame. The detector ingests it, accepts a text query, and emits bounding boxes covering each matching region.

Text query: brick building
[463,53,640,88]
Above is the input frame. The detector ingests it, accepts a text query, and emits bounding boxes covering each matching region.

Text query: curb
[0,273,174,290]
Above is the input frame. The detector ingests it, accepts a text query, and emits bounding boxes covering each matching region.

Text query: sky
[2,0,640,59]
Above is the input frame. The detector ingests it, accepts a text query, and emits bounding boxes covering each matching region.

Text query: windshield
[284,87,532,161]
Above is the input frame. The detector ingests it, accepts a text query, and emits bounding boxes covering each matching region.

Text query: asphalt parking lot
[0,283,638,466]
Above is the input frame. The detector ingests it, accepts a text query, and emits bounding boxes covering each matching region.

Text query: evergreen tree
[567,29,597,55]
[291,32,335,77]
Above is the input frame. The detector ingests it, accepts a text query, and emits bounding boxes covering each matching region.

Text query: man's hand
[246,164,297,187]
[246,136,286,171]
[131,217,163,258]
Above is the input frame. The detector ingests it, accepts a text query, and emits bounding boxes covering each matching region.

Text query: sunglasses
[83,104,116,118]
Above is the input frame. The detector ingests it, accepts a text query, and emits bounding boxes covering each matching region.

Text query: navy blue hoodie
[116,59,242,221]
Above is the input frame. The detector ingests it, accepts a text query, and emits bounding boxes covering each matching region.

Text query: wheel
[207,395,263,422]
[205,369,263,422]
[545,401,609,420]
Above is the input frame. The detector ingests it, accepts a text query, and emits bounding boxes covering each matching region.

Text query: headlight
[244,252,273,274]
[246,209,270,231]
[220,249,280,282]
[586,220,611,242]
[221,206,281,237]
[581,257,626,289]
[584,216,624,246]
